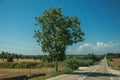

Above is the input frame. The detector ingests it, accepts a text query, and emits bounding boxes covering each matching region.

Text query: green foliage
[60,68,73,74]
[49,71,59,77]
[67,57,94,70]
[36,62,55,68]
[66,58,79,70]
[0,62,15,68]
[77,59,93,66]
[7,56,13,62]
[0,62,55,68]
[0,51,23,61]
[108,57,112,61]
[45,63,55,68]
[106,53,120,58]
[34,7,84,72]
[34,7,84,54]
[49,68,73,77]
[85,53,103,62]
[107,59,114,67]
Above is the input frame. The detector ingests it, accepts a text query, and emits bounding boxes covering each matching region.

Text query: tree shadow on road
[68,71,120,77]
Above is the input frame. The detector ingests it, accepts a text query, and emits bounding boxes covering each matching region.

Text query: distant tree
[33,56,38,61]
[85,53,103,62]
[7,55,13,62]
[86,53,96,62]
[19,54,23,59]
[34,7,84,72]
[15,54,19,61]
[1,51,5,61]
[106,53,120,59]
[38,55,43,60]
[0,54,2,59]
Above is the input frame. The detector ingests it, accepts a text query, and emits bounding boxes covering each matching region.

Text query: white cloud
[76,41,120,54]
[78,43,93,50]
[96,42,108,48]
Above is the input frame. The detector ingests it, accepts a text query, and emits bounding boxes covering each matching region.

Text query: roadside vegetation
[0,51,104,80]
[106,53,120,70]
[29,54,104,80]
[66,53,104,70]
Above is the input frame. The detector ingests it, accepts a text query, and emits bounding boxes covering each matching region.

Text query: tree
[34,7,84,72]
[7,55,13,62]
[1,51,5,62]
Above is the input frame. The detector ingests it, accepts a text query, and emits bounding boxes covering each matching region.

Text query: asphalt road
[47,58,120,80]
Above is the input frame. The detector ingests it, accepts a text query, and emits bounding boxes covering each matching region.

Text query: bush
[0,62,15,68]
[67,58,79,70]
[35,62,45,68]
[108,57,112,61]
[0,62,55,68]
[45,63,55,68]
[13,62,38,68]
[66,58,94,70]
[60,68,73,74]
[7,56,13,62]
[78,59,93,66]
[49,71,59,77]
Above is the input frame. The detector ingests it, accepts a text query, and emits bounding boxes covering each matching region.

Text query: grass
[107,58,120,71]
[0,59,41,63]
[29,68,73,80]
[111,67,120,71]
[0,68,54,79]
[29,61,73,80]
[0,57,102,80]
[0,62,55,68]
[107,59,114,67]
[29,59,96,80]
[0,60,68,80]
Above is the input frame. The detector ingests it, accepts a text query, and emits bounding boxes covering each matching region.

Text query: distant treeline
[0,51,65,62]
[67,53,104,63]
[66,53,104,70]
[0,51,105,69]
[106,53,120,58]
[0,51,104,63]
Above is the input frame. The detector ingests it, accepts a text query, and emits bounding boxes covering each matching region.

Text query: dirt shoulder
[110,68,120,75]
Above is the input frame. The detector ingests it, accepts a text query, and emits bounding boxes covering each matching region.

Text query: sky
[0,0,120,55]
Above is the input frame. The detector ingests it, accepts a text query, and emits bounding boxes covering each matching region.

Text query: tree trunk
[55,59,58,72]
[3,58,4,62]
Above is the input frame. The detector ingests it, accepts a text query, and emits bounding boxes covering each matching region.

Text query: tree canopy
[34,7,84,71]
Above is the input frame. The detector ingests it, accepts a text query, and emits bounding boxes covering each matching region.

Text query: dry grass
[0,58,54,79]
[112,58,120,67]
[0,67,54,79]
[13,59,41,63]
[0,58,41,63]
[0,59,7,62]
[0,59,66,79]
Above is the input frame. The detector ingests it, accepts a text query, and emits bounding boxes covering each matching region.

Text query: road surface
[47,58,120,80]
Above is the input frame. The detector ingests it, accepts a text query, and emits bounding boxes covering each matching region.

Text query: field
[0,58,54,79]
[112,58,120,67]
[0,59,41,63]
[0,59,67,80]
[0,54,104,80]
[0,67,54,79]
[107,58,120,71]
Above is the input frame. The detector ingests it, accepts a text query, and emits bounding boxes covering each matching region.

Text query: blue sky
[0,0,120,55]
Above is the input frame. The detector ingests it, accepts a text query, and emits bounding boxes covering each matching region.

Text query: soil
[112,58,120,67]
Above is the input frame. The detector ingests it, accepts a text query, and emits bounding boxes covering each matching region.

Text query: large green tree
[34,7,84,72]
